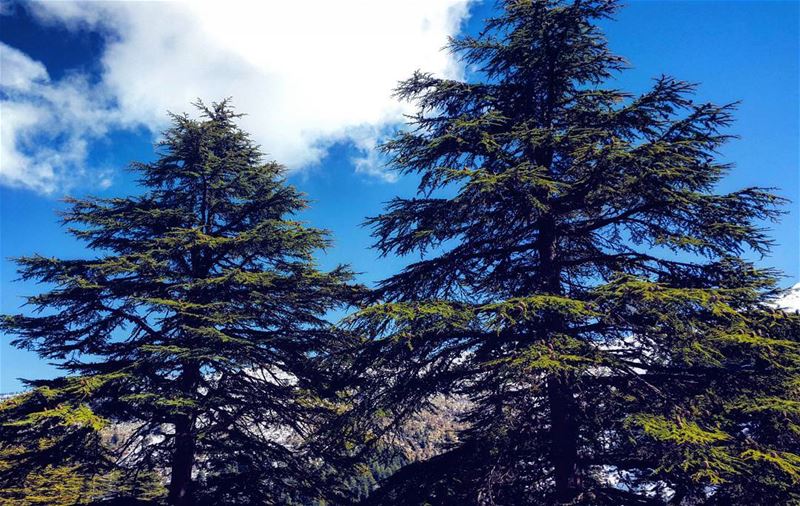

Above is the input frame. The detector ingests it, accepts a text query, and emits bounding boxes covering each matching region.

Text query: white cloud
[0,43,119,192]
[349,126,399,183]
[1,1,471,193]
[0,43,48,91]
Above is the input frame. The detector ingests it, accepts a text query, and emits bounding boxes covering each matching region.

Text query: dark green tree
[1,101,359,506]
[0,381,166,505]
[352,1,800,504]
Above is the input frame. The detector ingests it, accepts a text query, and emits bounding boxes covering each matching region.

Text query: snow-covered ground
[776,282,800,312]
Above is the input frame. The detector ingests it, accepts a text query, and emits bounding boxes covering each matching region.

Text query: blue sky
[1,0,798,393]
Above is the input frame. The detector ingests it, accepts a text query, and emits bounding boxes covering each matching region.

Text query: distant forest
[1,1,798,505]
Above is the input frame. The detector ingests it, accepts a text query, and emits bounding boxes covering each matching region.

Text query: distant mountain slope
[777,282,800,312]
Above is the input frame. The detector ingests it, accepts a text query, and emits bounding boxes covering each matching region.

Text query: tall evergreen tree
[1,101,359,505]
[352,1,800,504]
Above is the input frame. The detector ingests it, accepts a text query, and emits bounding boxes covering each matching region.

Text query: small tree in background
[1,101,360,505]
[352,0,800,504]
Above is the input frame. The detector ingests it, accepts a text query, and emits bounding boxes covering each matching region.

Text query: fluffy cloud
[1,1,471,193]
[0,43,118,192]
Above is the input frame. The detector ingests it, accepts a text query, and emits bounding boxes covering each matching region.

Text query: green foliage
[0,3,797,504]
[348,0,800,504]
[1,100,360,505]
[0,464,164,506]
[0,390,164,505]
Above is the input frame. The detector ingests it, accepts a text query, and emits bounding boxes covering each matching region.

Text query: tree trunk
[548,372,580,503]
[168,365,199,506]
[536,212,580,502]
[168,414,196,506]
